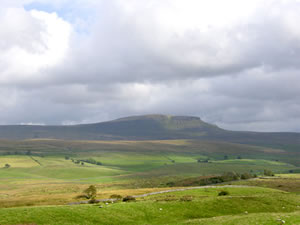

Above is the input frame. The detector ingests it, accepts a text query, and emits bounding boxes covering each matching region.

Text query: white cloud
[0,0,300,132]
[0,7,71,85]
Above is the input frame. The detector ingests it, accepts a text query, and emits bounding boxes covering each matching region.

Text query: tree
[83,185,97,199]
[65,156,70,160]
[222,171,240,181]
[4,164,10,168]
[241,172,252,179]
[224,155,228,160]
[264,169,274,176]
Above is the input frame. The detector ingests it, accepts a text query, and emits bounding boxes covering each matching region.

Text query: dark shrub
[123,196,136,202]
[4,164,10,168]
[198,159,209,163]
[241,173,252,180]
[209,177,224,183]
[110,194,122,199]
[264,169,274,176]
[166,182,175,187]
[88,198,99,204]
[222,171,240,181]
[218,190,229,196]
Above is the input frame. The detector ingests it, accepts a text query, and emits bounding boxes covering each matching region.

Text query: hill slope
[0,115,221,140]
[0,114,299,148]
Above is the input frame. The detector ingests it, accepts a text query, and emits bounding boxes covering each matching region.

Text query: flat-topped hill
[0,114,299,150]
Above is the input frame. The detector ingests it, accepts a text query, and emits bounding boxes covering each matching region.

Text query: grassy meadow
[0,139,299,224]
[0,186,299,225]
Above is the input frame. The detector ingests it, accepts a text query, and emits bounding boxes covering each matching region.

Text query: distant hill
[0,114,299,148]
[0,115,220,140]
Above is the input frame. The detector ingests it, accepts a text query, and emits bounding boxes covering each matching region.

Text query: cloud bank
[1,0,300,132]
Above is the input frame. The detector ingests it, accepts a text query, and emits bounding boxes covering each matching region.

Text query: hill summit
[77,114,223,140]
[112,114,219,131]
[0,114,299,148]
[0,114,221,140]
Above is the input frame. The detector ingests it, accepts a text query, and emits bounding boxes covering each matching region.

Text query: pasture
[0,186,299,225]
[0,151,298,208]
[0,139,299,224]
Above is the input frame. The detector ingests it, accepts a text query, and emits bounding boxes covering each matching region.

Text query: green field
[0,186,299,225]
[0,152,298,208]
[0,138,299,224]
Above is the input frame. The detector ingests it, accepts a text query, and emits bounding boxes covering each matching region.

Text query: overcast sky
[1,0,300,131]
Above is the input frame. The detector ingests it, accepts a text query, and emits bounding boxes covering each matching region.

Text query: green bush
[218,190,229,196]
[80,158,102,165]
[264,169,274,176]
[110,194,122,199]
[4,164,10,168]
[123,196,136,202]
[166,182,175,187]
[88,199,99,204]
[241,173,252,180]
[221,171,240,181]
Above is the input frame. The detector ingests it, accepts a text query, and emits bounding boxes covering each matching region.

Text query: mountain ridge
[0,114,299,149]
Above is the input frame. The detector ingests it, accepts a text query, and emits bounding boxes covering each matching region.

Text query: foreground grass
[187,211,300,225]
[0,187,299,225]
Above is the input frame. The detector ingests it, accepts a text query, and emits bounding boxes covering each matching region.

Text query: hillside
[0,114,299,148]
[0,115,221,140]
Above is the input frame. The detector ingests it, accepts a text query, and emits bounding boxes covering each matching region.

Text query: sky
[1,0,300,132]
